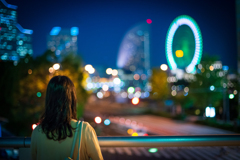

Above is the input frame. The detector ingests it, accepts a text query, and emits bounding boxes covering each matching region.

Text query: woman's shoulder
[71,119,91,127]
[31,125,43,138]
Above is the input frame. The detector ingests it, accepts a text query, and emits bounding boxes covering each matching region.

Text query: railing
[0,135,240,148]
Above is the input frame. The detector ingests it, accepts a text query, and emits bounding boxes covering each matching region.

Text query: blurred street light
[132,97,139,105]
[95,116,102,124]
[53,63,60,70]
[49,67,54,73]
[28,69,32,74]
[106,68,112,75]
[160,64,168,71]
[84,64,95,74]
[85,64,92,71]
[32,124,37,130]
[104,119,111,125]
[102,84,109,91]
[97,92,103,99]
[127,87,135,94]
[112,69,118,76]
[229,94,234,99]
[234,90,238,95]
[113,78,121,85]
[210,85,215,91]
[88,67,95,74]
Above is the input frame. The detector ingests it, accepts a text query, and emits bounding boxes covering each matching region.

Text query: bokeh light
[104,119,111,125]
[175,50,183,57]
[229,94,234,99]
[95,116,102,124]
[32,124,37,130]
[88,67,95,74]
[171,90,177,96]
[49,67,54,73]
[106,68,112,75]
[132,132,138,136]
[148,148,158,153]
[53,63,60,70]
[97,92,103,99]
[127,129,133,135]
[133,74,140,80]
[160,64,168,71]
[102,84,109,91]
[127,87,135,94]
[85,64,92,71]
[37,92,41,97]
[28,69,32,74]
[234,90,238,95]
[195,109,200,115]
[113,77,121,85]
[146,19,152,24]
[132,97,139,105]
[121,92,128,98]
[209,65,214,71]
[210,85,215,91]
[112,69,118,76]
[184,87,189,92]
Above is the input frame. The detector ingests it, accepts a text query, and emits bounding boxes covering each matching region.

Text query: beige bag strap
[68,121,81,159]
[77,121,83,160]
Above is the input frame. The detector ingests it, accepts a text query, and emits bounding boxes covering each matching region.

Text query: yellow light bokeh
[175,50,184,58]
[127,129,133,135]
[209,66,214,71]
[195,109,200,115]
[28,69,32,74]
[132,132,138,136]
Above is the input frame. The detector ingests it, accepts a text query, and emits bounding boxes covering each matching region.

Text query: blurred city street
[84,99,239,160]
[85,99,235,136]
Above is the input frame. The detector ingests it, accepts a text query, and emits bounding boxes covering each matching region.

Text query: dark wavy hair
[39,76,77,141]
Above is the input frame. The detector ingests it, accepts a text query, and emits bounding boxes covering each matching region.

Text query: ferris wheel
[165,15,203,73]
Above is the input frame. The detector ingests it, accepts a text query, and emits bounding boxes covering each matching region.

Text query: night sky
[7,0,237,70]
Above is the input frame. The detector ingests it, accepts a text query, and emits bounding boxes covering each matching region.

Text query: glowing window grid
[165,15,203,73]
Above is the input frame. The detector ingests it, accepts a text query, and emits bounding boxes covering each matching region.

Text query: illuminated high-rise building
[0,0,33,61]
[47,27,78,59]
[15,23,33,58]
[117,21,151,91]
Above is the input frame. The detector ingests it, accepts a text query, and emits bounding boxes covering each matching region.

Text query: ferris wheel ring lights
[165,15,203,73]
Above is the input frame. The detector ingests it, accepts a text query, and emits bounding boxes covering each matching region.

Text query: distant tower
[0,0,33,61]
[47,27,78,60]
[15,23,33,58]
[117,21,151,91]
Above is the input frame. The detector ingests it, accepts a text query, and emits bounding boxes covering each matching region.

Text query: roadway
[84,99,239,160]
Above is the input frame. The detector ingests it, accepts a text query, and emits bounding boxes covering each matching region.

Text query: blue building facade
[47,27,78,60]
[0,0,33,61]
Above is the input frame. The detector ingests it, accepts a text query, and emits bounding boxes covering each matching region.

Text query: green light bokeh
[37,92,41,97]
[148,148,158,153]
[172,25,195,69]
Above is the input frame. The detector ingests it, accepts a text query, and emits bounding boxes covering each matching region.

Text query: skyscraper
[0,0,33,61]
[117,22,150,91]
[47,27,78,59]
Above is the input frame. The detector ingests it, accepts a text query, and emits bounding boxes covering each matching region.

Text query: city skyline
[6,0,237,71]
[0,0,33,62]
